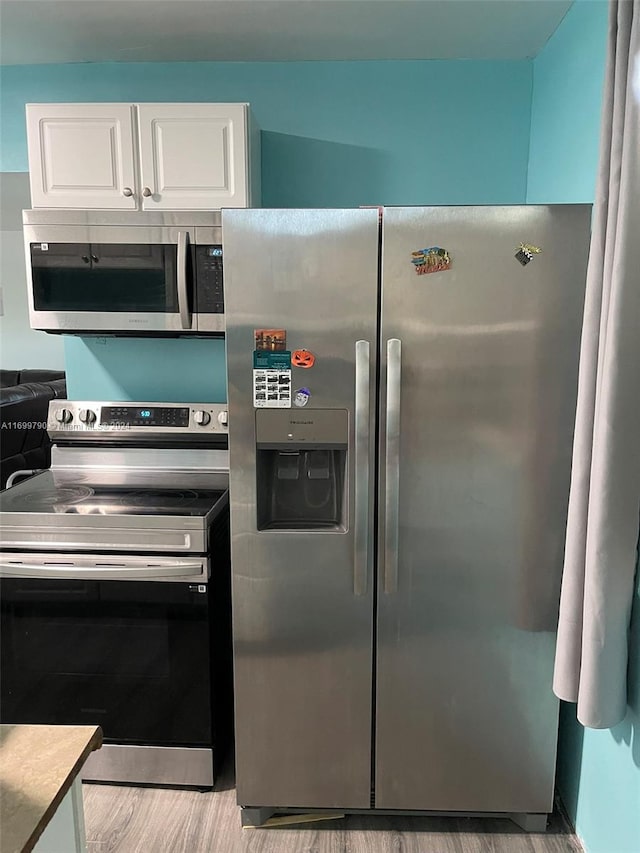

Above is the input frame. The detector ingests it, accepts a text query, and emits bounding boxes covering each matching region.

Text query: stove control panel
[47,401,229,438]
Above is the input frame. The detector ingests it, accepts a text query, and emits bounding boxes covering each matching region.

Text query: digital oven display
[100,406,190,427]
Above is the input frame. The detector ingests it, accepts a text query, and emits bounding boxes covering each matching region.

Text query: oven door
[0,573,212,747]
[25,224,197,335]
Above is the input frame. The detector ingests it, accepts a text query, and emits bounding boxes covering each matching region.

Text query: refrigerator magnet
[255,329,287,351]
[411,247,451,275]
[293,387,311,408]
[515,243,542,266]
[292,349,316,368]
[253,349,292,408]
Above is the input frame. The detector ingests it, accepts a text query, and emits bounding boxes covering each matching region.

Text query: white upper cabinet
[26,103,260,210]
[137,103,251,210]
[26,104,138,210]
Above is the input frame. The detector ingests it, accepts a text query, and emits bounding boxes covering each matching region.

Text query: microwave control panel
[194,245,224,314]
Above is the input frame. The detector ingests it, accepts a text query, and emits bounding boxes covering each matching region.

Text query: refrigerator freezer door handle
[354,339,370,595]
[384,338,402,593]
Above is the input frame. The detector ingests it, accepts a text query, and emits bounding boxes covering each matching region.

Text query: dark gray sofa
[0,370,66,488]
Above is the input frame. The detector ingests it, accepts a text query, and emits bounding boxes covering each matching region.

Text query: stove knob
[55,408,73,424]
[79,408,96,424]
[217,410,228,427]
[194,410,211,426]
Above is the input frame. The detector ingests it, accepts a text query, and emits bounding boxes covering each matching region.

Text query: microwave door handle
[177,231,192,330]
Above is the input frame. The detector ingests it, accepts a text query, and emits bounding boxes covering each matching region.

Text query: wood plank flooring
[83,766,581,853]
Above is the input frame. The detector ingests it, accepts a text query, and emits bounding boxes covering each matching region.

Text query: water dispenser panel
[255,408,348,448]
[255,409,348,531]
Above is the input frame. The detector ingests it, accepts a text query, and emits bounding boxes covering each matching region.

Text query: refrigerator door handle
[384,338,402,594]
[353,339,371,595]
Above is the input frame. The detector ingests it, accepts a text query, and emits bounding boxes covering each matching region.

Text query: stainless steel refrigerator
[223,206,591,828]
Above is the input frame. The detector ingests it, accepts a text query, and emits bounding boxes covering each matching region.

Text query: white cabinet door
[136,103,250,210]
[26,104,138,209]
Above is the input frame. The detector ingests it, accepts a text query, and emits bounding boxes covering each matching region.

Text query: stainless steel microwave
[23,210,225,335]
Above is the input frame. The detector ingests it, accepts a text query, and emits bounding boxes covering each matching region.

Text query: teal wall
[528,3,640,853]
[1,60,532,205]
[0,59,532,400]
[527,0,608,203]
[63,337,227,402]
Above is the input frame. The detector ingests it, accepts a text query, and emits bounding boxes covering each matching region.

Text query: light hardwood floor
[83,767,581,853]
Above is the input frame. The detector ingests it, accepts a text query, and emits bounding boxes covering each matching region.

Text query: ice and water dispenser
[255,409,348,531]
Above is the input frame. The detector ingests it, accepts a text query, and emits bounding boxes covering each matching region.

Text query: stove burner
[23,486,95,506]
[124,489,201,507]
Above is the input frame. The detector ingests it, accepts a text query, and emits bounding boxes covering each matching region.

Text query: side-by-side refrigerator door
[375,205,591,813]
[223,208,380,810]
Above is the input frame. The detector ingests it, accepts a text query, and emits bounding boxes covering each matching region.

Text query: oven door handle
[0,562,206,581]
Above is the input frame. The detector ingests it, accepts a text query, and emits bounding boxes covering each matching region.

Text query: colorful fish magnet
[515,243,542,266]
[293,387,311,408]
[411,247,451,275]
[292,349,316,368]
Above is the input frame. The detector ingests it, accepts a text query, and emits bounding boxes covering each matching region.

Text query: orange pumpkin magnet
[292,349,316,368]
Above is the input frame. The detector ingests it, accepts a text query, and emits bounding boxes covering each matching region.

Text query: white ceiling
[0,0,572,65]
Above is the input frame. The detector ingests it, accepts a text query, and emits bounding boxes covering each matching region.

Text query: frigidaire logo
[128,319,149,324]
[290,420,313,425]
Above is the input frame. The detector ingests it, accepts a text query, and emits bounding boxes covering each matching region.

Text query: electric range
[0,400,231,788]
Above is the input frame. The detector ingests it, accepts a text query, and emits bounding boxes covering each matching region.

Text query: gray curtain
[553,0,640,729]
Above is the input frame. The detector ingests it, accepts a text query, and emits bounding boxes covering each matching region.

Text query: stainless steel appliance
[23,210,225,335]
[223,206,592,827]
[0,400,231,788]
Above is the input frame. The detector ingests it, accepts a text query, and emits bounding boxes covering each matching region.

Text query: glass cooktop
[0,471,225,517]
